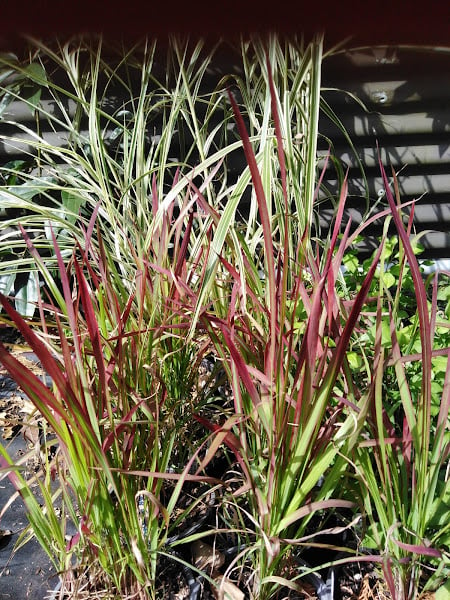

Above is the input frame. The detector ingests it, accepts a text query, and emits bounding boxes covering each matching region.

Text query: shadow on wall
[319,44,450,260]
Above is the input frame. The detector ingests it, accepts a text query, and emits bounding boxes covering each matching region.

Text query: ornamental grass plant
[0,35,335,319]
[180,76,385,598]
[0,176,218,598]
[348,165,450,599]
[0,36,222,315]
[0,33,338,598]
[0,34,448,600]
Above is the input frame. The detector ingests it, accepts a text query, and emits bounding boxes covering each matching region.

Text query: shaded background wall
[320,45,450,259]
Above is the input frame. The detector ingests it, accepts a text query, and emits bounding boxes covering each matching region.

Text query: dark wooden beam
[0,0,448,51]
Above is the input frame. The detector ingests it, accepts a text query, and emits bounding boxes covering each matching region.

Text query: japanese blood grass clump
[171,63,389,599]
[349,165,450,599]
[3,33,441,599]
[0,181,221,599]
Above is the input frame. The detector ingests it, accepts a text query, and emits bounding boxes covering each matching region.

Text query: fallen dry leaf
[212,575,245,600]
[191,539,225,573]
